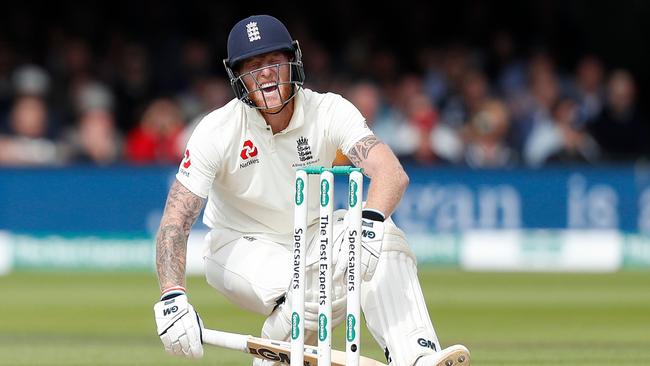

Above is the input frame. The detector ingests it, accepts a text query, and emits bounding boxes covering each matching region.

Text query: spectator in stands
[405,92,439,164]
[67,108,122,165]
[0,95,65,165]
[462,99,518,168]
[439,43,475,104]
[570,55,606,126]
[125,98,185,164]
[509,52,560,152]
[58,76,123,165]
[432,69,492,164]
[523,96,600,167]
[488,30,528,100]
[439,68,491,129]
[12,64,51,99]
[0,8,648,169]
[356,80,419,158]
[587,69,649,160]
[301,41,335,93]
[336,81,417,165]
[417,46,449,108]
[70,79,115,117]
[180,39,213,89]
[113,43,154,133]
[45,36,94,129]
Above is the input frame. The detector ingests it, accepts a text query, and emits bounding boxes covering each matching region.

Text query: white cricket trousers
[203,211,441,366]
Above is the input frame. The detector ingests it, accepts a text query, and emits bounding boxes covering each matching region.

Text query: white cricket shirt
[176,88,372,245]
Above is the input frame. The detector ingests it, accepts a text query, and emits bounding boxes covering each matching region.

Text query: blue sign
[1,164,650,234]
[333,165,650,233]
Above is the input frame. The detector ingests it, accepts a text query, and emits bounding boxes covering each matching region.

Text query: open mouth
[260,83,278,93]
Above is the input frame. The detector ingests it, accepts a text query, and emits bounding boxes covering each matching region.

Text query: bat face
[201,328,386,366]
[203,328,386,366]
[248,346,296,364]
[246,337,384,366]
[248,338,319,365]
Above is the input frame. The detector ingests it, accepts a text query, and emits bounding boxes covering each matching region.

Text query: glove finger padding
[333,212,385,282]
[332,229,349,282]
[304,293,348,330]
[360,218,383,280]
[154,294,204,359]
[184,312,204,358]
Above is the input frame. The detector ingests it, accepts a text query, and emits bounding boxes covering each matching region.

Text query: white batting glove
[359,216,383,280]
[154,292,204,359]
[334,210,384,282]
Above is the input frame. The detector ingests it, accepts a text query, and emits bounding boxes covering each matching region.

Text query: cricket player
[153,14,471,366]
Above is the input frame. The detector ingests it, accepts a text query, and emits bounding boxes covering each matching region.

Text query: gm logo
[417,338,437,351]
[361,229,375,239]
[295,178,305,205]
[163,306,179,316]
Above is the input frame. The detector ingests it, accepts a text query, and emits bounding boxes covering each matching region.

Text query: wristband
[362,209,385,222]
[161,286,186,301]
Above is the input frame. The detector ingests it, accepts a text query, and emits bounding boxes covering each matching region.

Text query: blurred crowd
[0,29,648,168]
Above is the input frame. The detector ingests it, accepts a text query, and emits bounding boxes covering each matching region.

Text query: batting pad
[361,235,441,366]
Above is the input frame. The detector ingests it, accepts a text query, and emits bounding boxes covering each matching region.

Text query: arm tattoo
[346,135,383,168]
[156,180,205,290]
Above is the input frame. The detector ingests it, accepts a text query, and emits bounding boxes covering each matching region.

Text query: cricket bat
[202,328,387,366]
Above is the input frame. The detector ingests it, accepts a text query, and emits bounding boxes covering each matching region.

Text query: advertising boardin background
[1,164,649,273]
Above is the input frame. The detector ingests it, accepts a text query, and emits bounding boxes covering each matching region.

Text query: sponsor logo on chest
[240,139,260,169]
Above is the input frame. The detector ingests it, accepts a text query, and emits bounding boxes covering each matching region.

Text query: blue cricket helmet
[226,15,295,67]
[223,15,305,108]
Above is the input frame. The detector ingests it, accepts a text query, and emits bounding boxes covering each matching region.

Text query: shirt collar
[279,89,305,134]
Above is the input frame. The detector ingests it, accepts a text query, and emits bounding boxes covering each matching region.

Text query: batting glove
[154,290,204,359]
[334,209,384,282]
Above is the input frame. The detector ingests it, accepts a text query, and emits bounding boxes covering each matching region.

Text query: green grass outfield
[1,269,649,365]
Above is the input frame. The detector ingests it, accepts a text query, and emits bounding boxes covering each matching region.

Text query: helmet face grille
[233,61,304,109]
[224,41,305,109]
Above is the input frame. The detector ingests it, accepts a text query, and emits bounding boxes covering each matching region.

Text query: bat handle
[202,328,250,353]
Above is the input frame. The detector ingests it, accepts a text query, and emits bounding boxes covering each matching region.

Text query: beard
[249,82,293,112]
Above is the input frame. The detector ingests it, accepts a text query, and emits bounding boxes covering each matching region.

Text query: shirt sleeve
[175,121,221,199]
[327,94,374,155]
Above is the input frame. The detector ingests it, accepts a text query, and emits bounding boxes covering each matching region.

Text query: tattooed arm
[345,135,409,217]
[156,179,206,291]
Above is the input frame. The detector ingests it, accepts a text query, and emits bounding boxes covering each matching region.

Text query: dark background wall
[2,0,648,94]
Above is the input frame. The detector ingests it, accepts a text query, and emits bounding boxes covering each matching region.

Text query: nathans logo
[240,140,258,160]
[240,139,260,168]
